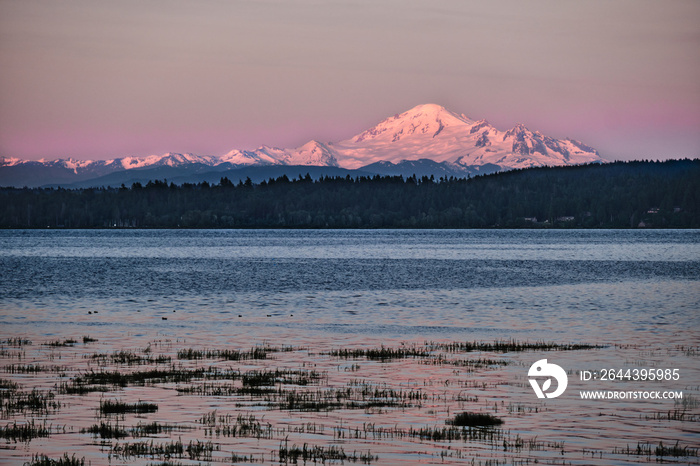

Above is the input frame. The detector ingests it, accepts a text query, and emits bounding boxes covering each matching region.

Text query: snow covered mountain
[331,103,602,169]
[1,104,603,187]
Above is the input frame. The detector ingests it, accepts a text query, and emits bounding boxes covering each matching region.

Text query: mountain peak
[396,103,471,125]
[403,103,448,115]
[351,103,472,145]
[285,140,339,167]
[1,156,23,167]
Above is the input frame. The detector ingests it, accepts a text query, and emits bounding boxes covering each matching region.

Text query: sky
[1,0,699,162]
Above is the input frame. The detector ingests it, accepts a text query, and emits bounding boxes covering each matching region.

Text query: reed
[43,339,77,347]
[65,366,237,390]
[27,453,85,466]
[330,346,431,361]
[87,350,171,366]
[0,377,19,390]
[4,364,65,373]
[177,347,271,361]
[0,419,51,442]
[81,421,128,438]
[0,388,61,416]
[655,441,698,458]
[614,441,698,458]
[0,337,32,346]
[241,368,324,387]
[99,399,158,415]
[425,339,603,353]
[110,438,217,461]
[200,411,273,439]
[447,412,504,427]
[131,421,183,436]
[278,440,377,464]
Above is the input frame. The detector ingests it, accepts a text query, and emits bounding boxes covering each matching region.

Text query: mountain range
[0,104,603,188]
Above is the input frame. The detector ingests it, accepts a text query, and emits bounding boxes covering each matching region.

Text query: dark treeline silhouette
[1,160,698,229]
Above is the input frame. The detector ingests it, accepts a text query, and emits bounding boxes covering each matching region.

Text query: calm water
[1,229,699,464]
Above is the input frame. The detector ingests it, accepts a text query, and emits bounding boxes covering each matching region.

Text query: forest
[1,159,698,229]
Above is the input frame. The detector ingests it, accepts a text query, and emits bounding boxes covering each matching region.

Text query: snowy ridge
[2,104,602,181]
[117,152,218,170]
[0,157,22,167]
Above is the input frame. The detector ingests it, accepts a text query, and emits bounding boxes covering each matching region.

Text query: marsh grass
[60,366,238,393]
[99,399,158,415]
[81,421,128,439]
[44,339,78,347]
[0,388,61,416]
[177,347,270,361]
[241,368,324,387]
[0,348,25,359]
[614,441,699,458]
[230,453,260,463]
[200,411,273,439]
[110,438,217,461]
[0,419,52,442]
[278,440,377,464]
[27,453,85,466]
[447,412,504,427]
[427,356,510,368]
[131,421,186,437]
[4,364,66,374]
[330,346,430,361]
[655,441,698,458]
[1,336,692,465]
[86,350,171,366]
[645,409,697,422]
[176,383,276,397]
[407,425,504,443]
[0,377,19,390]
[0,337,32,346]
[272,384,426,411]
[425,339,604,353]
[179,382,426,411]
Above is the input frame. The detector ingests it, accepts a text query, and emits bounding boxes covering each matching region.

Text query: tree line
[1,159,698,229]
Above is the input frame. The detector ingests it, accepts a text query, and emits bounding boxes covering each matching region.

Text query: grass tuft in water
[131,421,183,437]
[425,339,604,353]
[278,440,377,464]
[110,438,218,461]
[0,337,32,346]
[27,453,85,466]
[0,388,61,416]
[177,347,270,361]
[87,350,171,366]
[447,412,504,427]
[200,411,273,439]
[656,441,698,458]
[330,346,430,361]
[614,441,699,458]
[0,377,19,390]
[43,339,77,347]
[81,421,128,438]
[99,399,158,415]
[0,419,51,442]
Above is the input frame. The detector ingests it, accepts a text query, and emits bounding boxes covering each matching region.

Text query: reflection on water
[0,229,698,464]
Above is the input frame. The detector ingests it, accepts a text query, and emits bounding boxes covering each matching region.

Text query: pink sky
[1,0,698,162]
